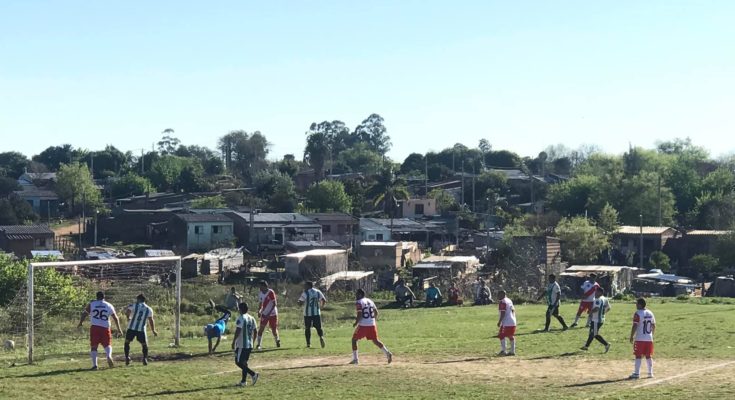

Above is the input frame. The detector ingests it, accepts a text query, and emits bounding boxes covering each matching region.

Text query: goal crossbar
[27,256,182,365]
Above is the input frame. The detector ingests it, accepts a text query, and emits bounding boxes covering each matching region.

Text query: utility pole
[461,160,465,206]
[657,174,662,226]
[639,213,644,269]
[472,164,476,212]
[424,156,428,197]
[94,210,99,247]
[141,149,145,175]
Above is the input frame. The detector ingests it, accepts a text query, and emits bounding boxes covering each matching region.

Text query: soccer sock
[634,358,642,375]
[91,351,98,367]
[544,313,551,330]
[500,339,507,353]
[124,342,130,358]
[256,335,263,347]
[241,367,247,382]
[596,335,608,346]
[573,315,580,325]
[585,315,591,327]
[104,346,112,360]
[352,350,358,361]
[305,329,311,345]
[142,344,149,359]
[381,346,391,357]
[558,316,568,328]
[646,358,653,375]
[510,340,516,353]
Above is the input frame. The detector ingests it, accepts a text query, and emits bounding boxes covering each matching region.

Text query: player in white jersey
[78,291,123,370]
[232,301,260,387]
[496,290,517,356]
[124,294,158,366]
[350,289,392,365]
[298,281,327,348]
[580,287,611,353]
[571,274,601,328]
[256,281,280,349]
[629,298,656,379]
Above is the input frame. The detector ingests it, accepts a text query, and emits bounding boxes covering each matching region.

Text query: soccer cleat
[306,344,311,348]
[90,366,98,371]
[256,345,262,351]
[570,323,578,328]
[349,359,359,365]
[507,352,516,356]
[251,373,259,386]
[628,373,640,380]
[562,326,569,331]
[580,346,589,351]
[125,357,131,366]
[320,337,326,348]
[107,358,114,368]
[387,352,393,364]
[142,358,149,366]
[497,351,507,357]
[648,373,654,379]
[604,344,611,354]
[236,381,247,387]
[276,339,281,348]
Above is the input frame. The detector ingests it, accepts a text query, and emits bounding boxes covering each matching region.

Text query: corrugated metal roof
[0,225,54,235]
[145,249,176,257]
[175,214,233,223]
[687,230,732,236]
[567,265,639,272]
[616,226,677,235]
[284,249,347,258]
[412,263,452,269]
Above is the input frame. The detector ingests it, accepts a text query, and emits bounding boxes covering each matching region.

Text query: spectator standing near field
[225,287,243,311]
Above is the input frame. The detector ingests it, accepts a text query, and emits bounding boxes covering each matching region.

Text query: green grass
[2,298,735,399]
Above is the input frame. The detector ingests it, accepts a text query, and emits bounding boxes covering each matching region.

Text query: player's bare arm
[498,310,505,327]
[630,321,638,343]
[78,304,90,328]
[353,309,361,327]
[148,316,158,337]
[231,327,242,350]
[112,312,123,336]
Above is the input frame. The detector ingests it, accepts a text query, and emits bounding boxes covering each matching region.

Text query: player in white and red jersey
[350,289,392,365]
[256,281,280,349]
[629,297,656,379]
[78,291,123,370]
[571,274,600,328]
[496,290,517,356]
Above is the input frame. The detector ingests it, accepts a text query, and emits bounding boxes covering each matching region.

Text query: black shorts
[304,315,323,330]
[547,304,560,316]
[125,329,147,344]
[235,348,252,366]
[589,321,604,335]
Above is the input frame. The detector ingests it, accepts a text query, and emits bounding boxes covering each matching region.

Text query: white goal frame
[27,256,182,365]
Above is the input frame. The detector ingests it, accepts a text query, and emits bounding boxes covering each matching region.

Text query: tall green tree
[253,170,296,212]
[354,113,391,156]
[0,152,30,178]
[33,144,79,171]
[157,128,180,155]
[619,171,676,226]
[304,129,331,181]
[110,173,155,199]
[218,130,270,183]
[368,168,410,217]
[305,181,352,213]
[56,162,103,215]
[555,217,610,264]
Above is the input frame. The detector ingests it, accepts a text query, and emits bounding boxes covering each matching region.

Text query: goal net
[0,256,181,365]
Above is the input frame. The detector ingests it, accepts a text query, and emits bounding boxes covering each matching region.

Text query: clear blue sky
[1,1,734,162]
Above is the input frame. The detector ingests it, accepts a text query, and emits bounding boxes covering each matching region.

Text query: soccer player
[351,289,392,365]
[496,290,517,356]
[580,287,611,353]
[570,274,600,328]
[297,281,327,348]
[629,298,656,379]
[537,274,568,332]
[204,305,232,354]
[256,281,280,350]
[231,301,260,387]
[78,291,123,370]
[124,294,158,366]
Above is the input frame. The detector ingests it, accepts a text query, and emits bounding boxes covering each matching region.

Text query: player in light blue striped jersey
[232,302,259,387]
[124,294,158,366]
[298,281,327,348]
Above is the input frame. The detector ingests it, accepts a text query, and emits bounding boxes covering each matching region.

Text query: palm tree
[304,131,330,181]
[369,168,410,236]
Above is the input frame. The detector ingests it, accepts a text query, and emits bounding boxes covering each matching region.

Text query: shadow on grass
[564,378,629,388]
[124,385,234,398]
[266,362,345,371]
[526,352,580,360]
[0,367,90,380]
[425,357,486,364]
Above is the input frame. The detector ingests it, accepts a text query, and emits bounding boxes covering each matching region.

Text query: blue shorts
[206,321,225,339]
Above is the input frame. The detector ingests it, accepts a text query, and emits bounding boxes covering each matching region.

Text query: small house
[320,271,374,294]
[0,225,55,259]
[358,241,422,270]
[284,249,348,280]
[306,212,358,247]
[560,265,640,296]
[285,240,344,254]
[398,198,439,218]
[169,214,235,254]
[613,226,678,263]
[227,212,322,251]
[412,255,480,281]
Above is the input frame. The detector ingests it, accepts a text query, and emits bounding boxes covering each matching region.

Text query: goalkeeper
[204,303,232,354]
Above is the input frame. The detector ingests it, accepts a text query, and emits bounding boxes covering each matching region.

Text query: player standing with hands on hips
[78,291,123,370]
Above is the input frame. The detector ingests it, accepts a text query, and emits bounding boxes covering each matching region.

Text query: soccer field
[1,298,734,399]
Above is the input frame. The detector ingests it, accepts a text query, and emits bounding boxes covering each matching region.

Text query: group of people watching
[393,277,494,308]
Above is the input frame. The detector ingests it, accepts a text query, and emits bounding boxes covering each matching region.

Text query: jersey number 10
[642,320,653,334]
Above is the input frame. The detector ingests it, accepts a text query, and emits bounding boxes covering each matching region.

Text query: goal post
[25,256,182,365]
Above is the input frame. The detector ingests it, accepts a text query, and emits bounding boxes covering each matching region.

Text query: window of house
[338,224,348,235]
[212,225,220,234]
[368,235,375,240]
[194,226,203,235]
[275,233,283,243]
[35,238,46,247]
[415,204,425,215]
[323,225,331,233]
[376,233,384,241]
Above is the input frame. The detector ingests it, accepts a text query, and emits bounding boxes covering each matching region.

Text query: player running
[629,298,656,379]
[538,274,568,332]
[351,289,392,365]
[580,287,611,353]
[496,290,517,356]
[204,305,232,354]
[297,281,327,348]
[78,291,123,370]
[570,274,600,328]
[231,302,260,387]
[256,281,280,350]
[124,294,158,366]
